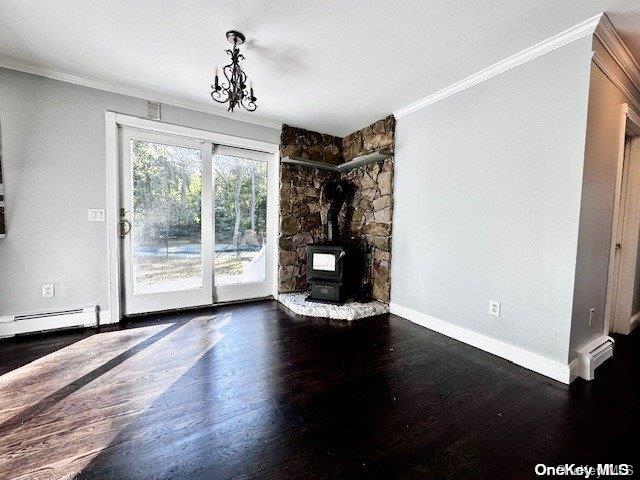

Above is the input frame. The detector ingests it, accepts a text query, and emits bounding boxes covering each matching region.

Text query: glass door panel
[120,128,213,315]
[213,154,267,285]
[131,140,204,294]
[213,146,274,302]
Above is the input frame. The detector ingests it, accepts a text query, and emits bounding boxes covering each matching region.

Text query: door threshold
[122,295,274,319]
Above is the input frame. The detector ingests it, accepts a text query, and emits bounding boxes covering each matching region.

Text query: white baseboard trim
[98,309,119,325]
[389,303,574,384]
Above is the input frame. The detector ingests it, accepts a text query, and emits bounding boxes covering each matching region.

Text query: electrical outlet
[589,307,595,327]
[88,209,106,222]
[489,300,501,317]
[41,284,54,298]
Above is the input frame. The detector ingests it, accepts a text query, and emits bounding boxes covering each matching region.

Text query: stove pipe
[323,180,351,243]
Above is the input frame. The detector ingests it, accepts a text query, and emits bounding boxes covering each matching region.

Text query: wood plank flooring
[0,300,638,479]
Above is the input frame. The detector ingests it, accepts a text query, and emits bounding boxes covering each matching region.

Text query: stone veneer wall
[279,125,341,292]
[278,117,395,302]
[340,116,395,302]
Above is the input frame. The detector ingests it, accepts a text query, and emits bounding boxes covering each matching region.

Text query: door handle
[615,243,622,251]
[119,219,131,238]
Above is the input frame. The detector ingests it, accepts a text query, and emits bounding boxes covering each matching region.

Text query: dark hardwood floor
[0,300,638,479]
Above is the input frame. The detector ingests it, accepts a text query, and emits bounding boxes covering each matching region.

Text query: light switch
[88,209,106,222]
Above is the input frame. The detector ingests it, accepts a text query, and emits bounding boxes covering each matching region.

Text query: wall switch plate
[41,284,54,298]
[88,209,106,222]
[489,300,501,317]
[589,307,595,327]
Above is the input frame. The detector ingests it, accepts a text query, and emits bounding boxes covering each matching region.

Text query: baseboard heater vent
[0,306,98,338]
[576,335,615,381]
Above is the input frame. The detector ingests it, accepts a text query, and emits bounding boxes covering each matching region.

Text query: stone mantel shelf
[281,149,392,173]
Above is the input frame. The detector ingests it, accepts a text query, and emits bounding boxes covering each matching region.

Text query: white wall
[569,38,640,352]
[0,68,280,316]
[391,37,593,363]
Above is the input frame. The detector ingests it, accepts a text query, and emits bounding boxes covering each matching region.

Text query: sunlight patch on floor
[0,313,231,480]
[0,323,169,418]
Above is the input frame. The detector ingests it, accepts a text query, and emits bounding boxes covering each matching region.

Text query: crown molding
[594,13,640,93]
[394,13,603,119]
[592,50,640,113]
[0,55,283,131]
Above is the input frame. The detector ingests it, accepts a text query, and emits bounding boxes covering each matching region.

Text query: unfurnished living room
[2,1,640,478]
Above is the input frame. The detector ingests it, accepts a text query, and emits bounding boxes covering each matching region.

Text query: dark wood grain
[0,300,638,479]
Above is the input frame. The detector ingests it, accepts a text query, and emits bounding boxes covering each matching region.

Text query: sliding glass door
[120,128,213,314]
[119,129,275,315]
[212,146,274,302]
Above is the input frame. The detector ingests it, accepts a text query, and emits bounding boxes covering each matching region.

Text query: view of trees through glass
[131,140,204,294]
[129,142,267,294]
[214,154,267,285]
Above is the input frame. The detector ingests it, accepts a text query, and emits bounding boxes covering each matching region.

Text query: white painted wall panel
[391,38,593,362]
[0,68,280,315]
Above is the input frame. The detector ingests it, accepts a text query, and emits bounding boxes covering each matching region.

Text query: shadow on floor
[0,329,94,376]
[0,320,184,432]
[3,301,640,479]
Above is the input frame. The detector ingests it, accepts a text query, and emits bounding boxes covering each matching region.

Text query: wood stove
[306,244,347,303]
[306,180,353,304]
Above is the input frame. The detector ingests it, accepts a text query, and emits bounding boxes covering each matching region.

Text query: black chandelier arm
[240,91,257,111]
[210,30,257,113]
[210,88,230,104]
[240,98,257,112]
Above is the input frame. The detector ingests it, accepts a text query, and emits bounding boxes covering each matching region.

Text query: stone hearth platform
[278,292,389,321]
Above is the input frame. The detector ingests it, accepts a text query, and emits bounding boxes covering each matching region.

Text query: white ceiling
[0,0,639,136]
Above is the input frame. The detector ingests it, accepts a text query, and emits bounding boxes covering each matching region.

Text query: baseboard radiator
[576,335,615,381]
[0,306,98,338]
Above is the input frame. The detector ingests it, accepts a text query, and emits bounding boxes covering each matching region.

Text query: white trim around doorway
[604,103,640,335]
[104,112,280,324]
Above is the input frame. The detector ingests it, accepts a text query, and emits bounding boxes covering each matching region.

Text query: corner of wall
[569,25,640,359]
[278,125,342,292]
[278,117,396,302]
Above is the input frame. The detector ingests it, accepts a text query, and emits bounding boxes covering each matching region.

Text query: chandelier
[211,30,257,113]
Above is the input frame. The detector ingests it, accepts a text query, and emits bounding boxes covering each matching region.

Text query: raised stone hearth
[278,292,389,321]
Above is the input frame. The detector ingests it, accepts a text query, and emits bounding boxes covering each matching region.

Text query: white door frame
[105,112,280,322]
[604,103,640,334]
[212,145,277,303]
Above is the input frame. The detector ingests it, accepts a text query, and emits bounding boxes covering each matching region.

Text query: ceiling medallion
[211,30,257,113]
